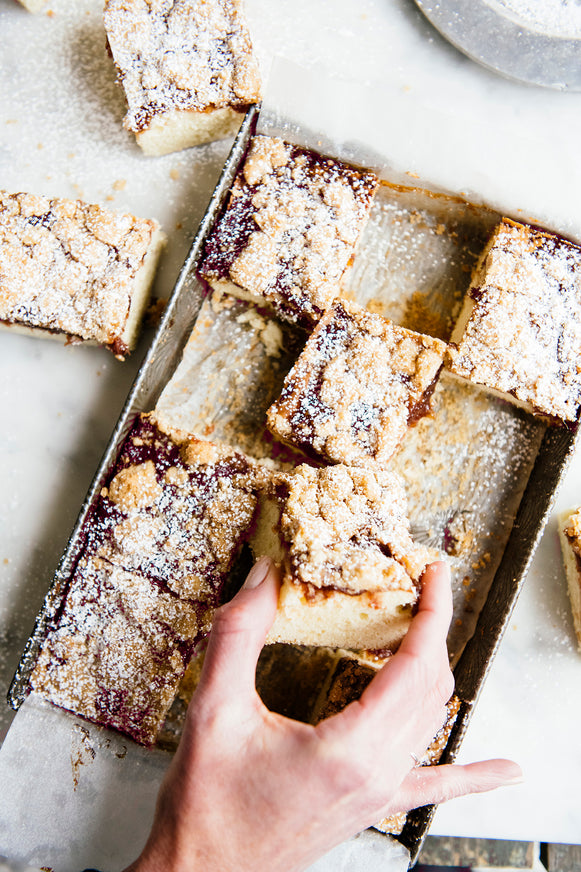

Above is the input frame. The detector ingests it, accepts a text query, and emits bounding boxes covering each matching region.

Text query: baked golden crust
[199,136,378,324]
[0,190,164,357]
[266,298,446,466]
[448,218,581,422]
[104,0,261,152]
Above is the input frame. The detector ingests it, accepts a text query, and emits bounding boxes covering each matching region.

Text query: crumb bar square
[199,135,378,326]
[0,191,165,359]
[31,555,204,746]
[31,413,260,744]
[558,506,581,650]
[262,463,435,651]
[448,218,581,422]
[266,298,446,466]
[104,0,262,156]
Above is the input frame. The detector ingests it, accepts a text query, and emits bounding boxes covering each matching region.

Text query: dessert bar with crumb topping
[199,135,379,326]
[448,218,581,422]
[31,413,260,744]
[104,0,262,156]
[0,191,165,359]
[266,298,446,466]
[252,463,434,651]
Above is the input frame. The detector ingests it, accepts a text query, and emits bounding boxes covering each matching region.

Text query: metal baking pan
[8,103,580,866]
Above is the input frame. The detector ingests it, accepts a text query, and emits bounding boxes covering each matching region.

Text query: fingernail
[507,774,525,786]
[505,767,525,786]
[497,761,524,785]
[243,556,272,590]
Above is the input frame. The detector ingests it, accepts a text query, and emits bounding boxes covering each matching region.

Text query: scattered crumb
[113,179,127,191]
[170,169,180,181]
[145,297,167,328]
[364,298,385,315]
[236,309,283,358]
[210,290,236,314]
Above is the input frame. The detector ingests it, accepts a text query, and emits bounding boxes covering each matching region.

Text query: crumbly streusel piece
[558,507,581,651]
[0,191,165,359]
[266,298,446,465]
[104,0,262,156]
[448,218,581,422]
[88,412,260,601]
[258,463,435,650]
[31,556,206,746]
[199,135,378,326]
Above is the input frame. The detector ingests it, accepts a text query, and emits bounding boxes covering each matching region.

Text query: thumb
[195,557,281,704]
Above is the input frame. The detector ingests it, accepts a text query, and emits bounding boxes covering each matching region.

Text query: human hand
[127,558,522,872]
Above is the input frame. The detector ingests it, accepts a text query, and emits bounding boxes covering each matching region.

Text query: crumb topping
[93,414,259,601]
[449,218,581,421]
[279,463,433,596]
[0,191,160,351]
[200,136,378,324]
[266,298,446,465]
[104,0,262,133]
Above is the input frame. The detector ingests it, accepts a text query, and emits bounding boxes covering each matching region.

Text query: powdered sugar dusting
[266,297,446,466]
[200,135,378,324]
[104,0,262,133]
[393,373,545,665]
[279,463,433,596]
[0,190,161,355]
[449,219,581,422]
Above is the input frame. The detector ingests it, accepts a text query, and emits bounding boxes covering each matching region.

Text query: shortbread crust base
[135,107,245,157]
[266,578,416,651]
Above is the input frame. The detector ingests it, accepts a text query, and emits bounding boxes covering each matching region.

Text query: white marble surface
[1,0,581,864]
